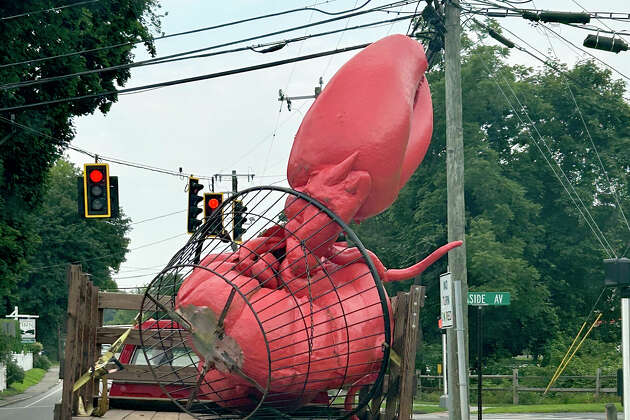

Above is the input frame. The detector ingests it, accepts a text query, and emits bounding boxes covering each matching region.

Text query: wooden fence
[54,264,197,420]
[417,368,617,404]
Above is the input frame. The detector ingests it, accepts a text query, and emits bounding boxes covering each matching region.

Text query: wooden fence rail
[417,367,618,404]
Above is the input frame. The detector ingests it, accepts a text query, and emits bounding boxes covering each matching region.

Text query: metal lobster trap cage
[139,186,392,419]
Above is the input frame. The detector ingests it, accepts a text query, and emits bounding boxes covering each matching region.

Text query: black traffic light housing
[604,258,630,287]
[204,192,225,238]
[187,177,204,234]
[233,200,248,243]
[81,163,113,218]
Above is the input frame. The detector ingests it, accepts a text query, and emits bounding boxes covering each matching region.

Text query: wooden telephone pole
[445,0,470,419]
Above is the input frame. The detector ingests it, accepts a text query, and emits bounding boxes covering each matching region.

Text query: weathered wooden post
[512,369,519,405]
[596,367,602,398]
[606,402,617,420]
[58,264,82,420]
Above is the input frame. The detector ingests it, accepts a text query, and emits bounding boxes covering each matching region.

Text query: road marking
[22,383,62,408]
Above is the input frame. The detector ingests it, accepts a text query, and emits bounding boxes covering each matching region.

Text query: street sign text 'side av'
[467,292,511,306]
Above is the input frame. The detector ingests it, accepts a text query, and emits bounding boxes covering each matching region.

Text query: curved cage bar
[139,186,391,419]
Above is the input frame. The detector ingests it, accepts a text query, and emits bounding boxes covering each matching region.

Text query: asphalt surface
[0,367,61,420]
[414,413,623,420]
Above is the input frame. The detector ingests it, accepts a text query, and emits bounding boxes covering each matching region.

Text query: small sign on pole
[5,306,38,343]
[439,273,454,328]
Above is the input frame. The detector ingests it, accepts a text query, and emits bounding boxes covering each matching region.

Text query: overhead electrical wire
[0,2,415,92]
[460,0,630,21]
[27,232,188,272]
[533,23,630,238]
[0,42,374,113]
[0,0,389,70]
[467,27,618,258]
[0,115,209,180]
[0,0,100,21]
[540,23,630,83]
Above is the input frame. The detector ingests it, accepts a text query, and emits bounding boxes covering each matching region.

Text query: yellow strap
[389,348,401,367]
[72,316,138,393]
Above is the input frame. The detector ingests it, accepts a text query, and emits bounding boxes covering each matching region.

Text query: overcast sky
[64,0,630,290]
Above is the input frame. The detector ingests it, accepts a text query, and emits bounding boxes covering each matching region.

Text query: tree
[16,158,131,359]
[354,33,630,363]
[0,0,162,310]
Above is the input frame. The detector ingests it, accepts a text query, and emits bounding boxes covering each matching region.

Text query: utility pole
[445,0,470,419]
[212,171,255,251]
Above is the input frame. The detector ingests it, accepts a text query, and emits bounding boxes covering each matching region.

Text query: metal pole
[445,0,469,417]
[443,330,448,395]
[230,170,238,252]
[454,277,470,419]
[477,307,482,420]
[622,297,630,420]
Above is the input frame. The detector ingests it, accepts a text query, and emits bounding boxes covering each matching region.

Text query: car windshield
[131,346,199,367]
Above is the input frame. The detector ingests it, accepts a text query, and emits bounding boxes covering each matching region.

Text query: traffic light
[233,200,248,243]
[187,177,204,234]
[82,163,112,218]
[204,192,224,237]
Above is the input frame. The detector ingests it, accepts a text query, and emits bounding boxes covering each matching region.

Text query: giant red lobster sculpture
[174,35,461,416]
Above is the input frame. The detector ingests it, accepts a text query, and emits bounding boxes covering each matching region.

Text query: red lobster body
[175,34,461,412]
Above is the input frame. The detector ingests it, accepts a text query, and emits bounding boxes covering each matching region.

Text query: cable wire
[0,0,373,69]
[0,42,373,113]
[534,23,630,239]
[27,232,188,273]
[469,28,617,258]
[0,0,100,21]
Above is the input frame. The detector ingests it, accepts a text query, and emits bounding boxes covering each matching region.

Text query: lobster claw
[287,34,433,222]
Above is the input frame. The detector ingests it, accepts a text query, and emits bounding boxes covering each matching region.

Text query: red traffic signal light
[204,193,225,238]
[82,163,111,218]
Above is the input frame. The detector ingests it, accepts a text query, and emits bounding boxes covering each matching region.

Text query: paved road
[0,382,61,420]
[414,413,622,420]
[0,366,61,420]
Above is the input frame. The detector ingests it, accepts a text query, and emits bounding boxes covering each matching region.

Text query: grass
[413,402,447,413]
[483,402,623,414]
[0,368,47,399]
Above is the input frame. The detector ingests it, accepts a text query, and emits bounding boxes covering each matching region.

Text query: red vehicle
[109,319,203,408]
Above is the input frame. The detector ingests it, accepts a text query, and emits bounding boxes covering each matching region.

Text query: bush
[33,354,51,371]
[6,360,24,385]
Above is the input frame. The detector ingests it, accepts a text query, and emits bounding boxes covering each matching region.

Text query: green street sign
[468,292,510,306]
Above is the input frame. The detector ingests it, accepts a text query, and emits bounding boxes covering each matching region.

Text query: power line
[0,0,392,70]
[27,232,188,273]
[0,3,414,92]
[540,23,630,83]
[533,23,630,239]
[469,29,618,258]
[460,0,630,21]
[0,42,373,113]
[0,0,100,21]
[0,115,208,179]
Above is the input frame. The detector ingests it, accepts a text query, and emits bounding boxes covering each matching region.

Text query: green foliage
[354,36,630,363]
[33,354,51,371]
[2,368,46,395]
[0,320,22,364]
[6,360,24,386]
[15,158,132,360]
[104,309,139,326]
[22,342,43,355]
[0,0,162,312]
